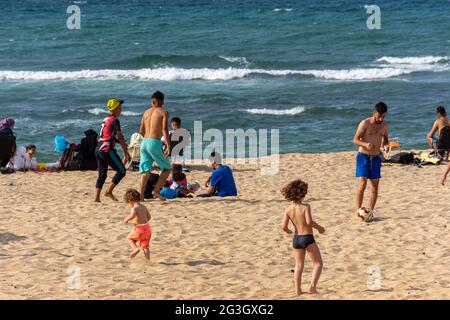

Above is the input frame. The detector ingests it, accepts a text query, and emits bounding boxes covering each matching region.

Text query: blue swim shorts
[139,138,172,173]
[355,152,382,179]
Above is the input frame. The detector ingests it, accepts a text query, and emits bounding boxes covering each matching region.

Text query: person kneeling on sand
[281,179,324,296]
[199,152,237,197]
[123,189,152,260]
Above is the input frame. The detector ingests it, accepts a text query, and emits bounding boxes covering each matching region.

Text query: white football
[357,207,374,222]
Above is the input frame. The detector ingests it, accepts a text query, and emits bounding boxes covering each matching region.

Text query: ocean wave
[273,8,294,12]
[244,106,305,115]
[0,68,302,81]
[62,107,140,116]
[218,56,249,65]
[377,56,450,65]
[86,107,140,116]
[1,63,449,82]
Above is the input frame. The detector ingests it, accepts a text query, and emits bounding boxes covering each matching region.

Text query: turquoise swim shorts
[139,138,171,173]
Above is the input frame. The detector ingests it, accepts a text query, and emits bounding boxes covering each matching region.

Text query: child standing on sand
[123,189,152,260]
[281,179,325,296]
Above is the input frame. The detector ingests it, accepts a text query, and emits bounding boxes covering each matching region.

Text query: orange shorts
[127,224,151,249]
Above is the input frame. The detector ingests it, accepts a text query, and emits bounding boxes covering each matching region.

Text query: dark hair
[172,171,186,182]
[374,102,388,114]
[26,144,36,151]
[171,117,181,126]
[281,179,308,202]
[151,90,164,101]
[123,188,141,203]
[172,163,183,172]
[437,106,446,116]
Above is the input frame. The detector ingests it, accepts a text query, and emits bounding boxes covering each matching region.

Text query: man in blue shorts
[353,102,389,219]
[139,91,172,201]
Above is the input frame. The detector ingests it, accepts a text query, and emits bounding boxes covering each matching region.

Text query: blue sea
[1,0,450,162]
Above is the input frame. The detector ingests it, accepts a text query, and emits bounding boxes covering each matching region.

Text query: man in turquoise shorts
[139,91,172,201]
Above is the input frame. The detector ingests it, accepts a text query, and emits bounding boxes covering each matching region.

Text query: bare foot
[104,192,118,201]
[94,198,101,203]
[295,290,303,296]
[441,176,446,186]
[129,248,140,258]
[307,286,318,294]
[152,191,166,201]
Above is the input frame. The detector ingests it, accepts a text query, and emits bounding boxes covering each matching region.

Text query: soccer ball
[357,207,374,222]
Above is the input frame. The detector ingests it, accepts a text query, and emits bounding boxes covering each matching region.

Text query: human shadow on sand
[0,232,27,245]
[160,259,225,267]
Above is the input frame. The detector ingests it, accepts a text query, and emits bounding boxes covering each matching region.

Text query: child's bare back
[129,203,151,225]
[285,203,314,235]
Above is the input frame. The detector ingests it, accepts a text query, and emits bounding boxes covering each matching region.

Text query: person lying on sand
[94,98,131,202]
[123,189,152,260]
[353,102,389,220]
[281,179,324,296]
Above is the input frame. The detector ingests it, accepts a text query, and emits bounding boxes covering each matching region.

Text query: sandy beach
[0,151,449,299]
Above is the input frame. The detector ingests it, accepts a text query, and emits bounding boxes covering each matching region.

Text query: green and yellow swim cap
[107,98,124,111]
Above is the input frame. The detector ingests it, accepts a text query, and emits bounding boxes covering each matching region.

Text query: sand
[0,152,449,299]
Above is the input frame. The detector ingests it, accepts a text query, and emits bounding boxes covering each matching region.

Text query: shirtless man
[427,106,450,160]
[353,102,389,219]
[139,91,172,201]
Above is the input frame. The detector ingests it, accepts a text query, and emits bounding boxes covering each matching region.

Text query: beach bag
[66,152,82,171]
[389,152,415,164]
[55,136,68,153]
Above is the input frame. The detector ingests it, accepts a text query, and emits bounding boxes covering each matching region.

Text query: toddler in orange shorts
[123,189,152,260]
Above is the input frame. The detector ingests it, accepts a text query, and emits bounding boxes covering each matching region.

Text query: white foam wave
[218,56,249,65]
[377,56,450,65]
[273,8,294,12]
[63,107,140,116]
[87,108,140,116]
[1,63,449,82]
[244,106,305,115]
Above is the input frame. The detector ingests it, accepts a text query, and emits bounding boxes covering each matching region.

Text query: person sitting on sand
[200,152,237,197]
[94,98,131,202]
[281,179,324,296]
[0,118,16,168]
[171,171,193,198]
[23,144,38,170]
[123,189,152,260]
[427,106,450,160]
[353,102,389,220]
[139,91,172,201]
[168,163,187,187]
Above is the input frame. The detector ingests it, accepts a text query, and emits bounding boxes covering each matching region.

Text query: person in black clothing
[0,118,16,167]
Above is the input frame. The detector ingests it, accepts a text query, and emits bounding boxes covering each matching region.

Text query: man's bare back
[356,118,389,156]
[140,107,169,140]
[285,203,314,235]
